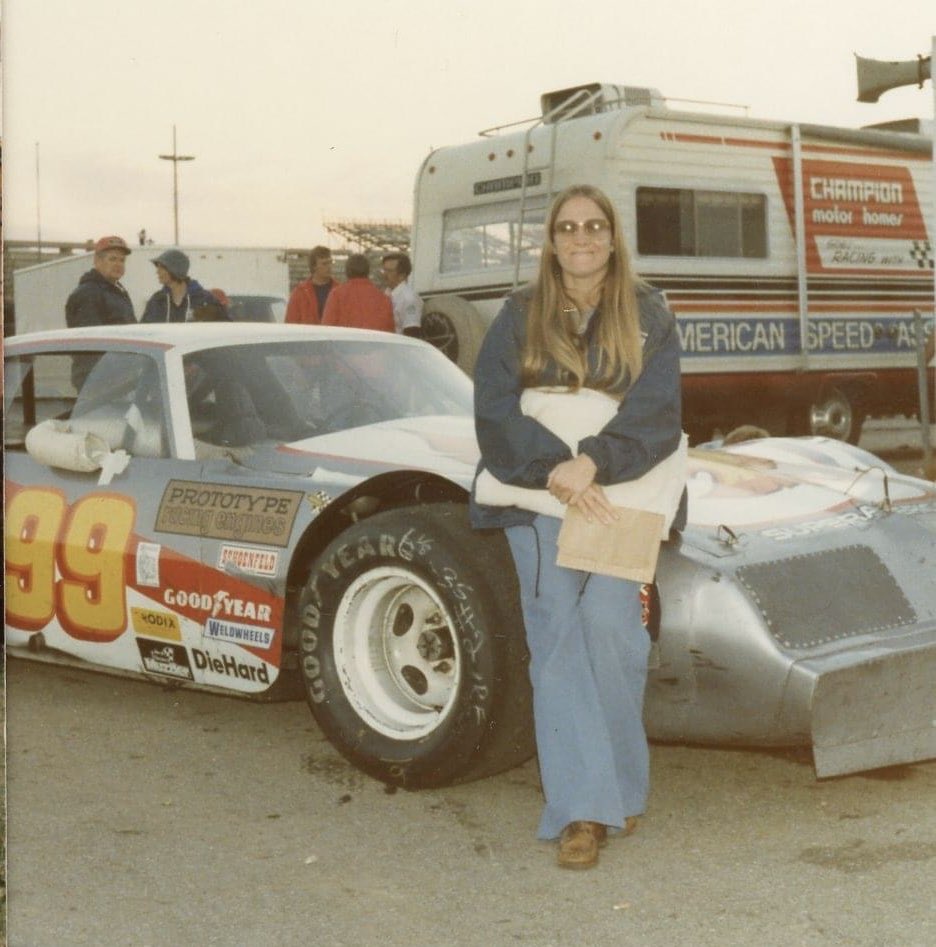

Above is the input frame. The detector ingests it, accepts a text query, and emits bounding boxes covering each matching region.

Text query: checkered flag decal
[909,240,934,269]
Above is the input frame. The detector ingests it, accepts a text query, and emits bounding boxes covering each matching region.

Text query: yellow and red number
[5,487,137,642]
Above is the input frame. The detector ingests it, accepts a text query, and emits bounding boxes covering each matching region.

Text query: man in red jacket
[285,246,337,325]
[321,254,394,332]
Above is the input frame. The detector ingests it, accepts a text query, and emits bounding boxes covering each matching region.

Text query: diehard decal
[205,617,275,650]
[131,607,182,642]
[155,481,303,547]
[135,542,162,588]
[218,544,279,577]
[191,647,270,684]
[137,639,194,680]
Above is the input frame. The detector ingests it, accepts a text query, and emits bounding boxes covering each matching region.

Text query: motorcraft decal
[137,639,194,680]
[155,481,304,547]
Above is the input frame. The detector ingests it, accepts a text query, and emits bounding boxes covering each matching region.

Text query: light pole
[158,124,195,244]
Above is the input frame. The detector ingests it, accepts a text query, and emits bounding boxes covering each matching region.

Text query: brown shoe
[557,821,607,870]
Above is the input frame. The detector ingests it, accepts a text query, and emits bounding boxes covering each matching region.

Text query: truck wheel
[421,295,486,375]
[807,387,865,444]
[297,503,533,787]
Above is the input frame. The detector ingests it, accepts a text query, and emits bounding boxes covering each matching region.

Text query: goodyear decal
[155,481,303,547]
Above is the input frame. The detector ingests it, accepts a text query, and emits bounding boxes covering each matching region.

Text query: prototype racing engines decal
[155,481,304,547]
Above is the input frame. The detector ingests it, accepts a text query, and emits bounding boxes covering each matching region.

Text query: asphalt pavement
[6,658,936,947]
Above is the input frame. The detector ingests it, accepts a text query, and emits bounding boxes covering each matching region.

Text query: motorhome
[411,83,934,442]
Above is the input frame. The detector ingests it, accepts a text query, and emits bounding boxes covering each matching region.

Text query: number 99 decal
[5,487,137,642]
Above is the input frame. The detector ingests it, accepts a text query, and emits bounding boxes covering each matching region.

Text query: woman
[471,184,684,869]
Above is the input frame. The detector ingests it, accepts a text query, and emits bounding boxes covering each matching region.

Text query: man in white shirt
[381,252,423,337]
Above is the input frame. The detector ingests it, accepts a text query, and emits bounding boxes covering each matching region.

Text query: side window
[5,354,78,449]
[441,197,547,274]
[636,186,767,258]
[5,351,169,459]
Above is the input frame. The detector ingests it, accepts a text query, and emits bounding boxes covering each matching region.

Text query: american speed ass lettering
[677,316,927,356]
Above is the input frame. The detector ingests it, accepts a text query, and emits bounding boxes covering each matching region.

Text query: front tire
[297,503,533,787]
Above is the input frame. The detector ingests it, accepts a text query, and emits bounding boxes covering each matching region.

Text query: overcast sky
[2,1,933,249]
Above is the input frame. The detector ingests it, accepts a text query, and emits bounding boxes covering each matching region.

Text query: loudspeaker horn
[856,53,931,103]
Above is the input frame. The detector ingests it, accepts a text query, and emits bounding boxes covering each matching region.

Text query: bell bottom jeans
[506,514,650,840]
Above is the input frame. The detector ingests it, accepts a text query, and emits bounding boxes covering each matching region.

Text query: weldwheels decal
[298,503,533,787]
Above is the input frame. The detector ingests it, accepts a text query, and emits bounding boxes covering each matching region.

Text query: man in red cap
[65,235,136,328]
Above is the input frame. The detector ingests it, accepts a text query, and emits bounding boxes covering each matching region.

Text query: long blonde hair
[521,184,644,391]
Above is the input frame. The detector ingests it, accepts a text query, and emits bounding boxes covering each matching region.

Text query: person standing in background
[285,246,338,325]
[65,235,136,328]
[141,249,215,322]
[381,252,423,337]
[321,254,394,332]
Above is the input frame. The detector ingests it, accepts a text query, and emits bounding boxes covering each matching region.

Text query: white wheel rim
[332,566,461,740]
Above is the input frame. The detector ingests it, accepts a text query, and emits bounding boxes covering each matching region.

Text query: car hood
[240,415,480,485]
[688,438,936,529]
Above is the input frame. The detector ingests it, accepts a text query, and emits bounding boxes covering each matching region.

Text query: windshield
[182,338,473,448]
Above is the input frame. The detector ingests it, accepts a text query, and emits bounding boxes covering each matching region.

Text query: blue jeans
[506,514,650,840]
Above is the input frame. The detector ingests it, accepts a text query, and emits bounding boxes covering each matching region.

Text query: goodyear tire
[421,295,486,375]
[297,503,534,787]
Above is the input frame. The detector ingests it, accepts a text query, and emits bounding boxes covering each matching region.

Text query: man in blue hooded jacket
[141,248,218,322]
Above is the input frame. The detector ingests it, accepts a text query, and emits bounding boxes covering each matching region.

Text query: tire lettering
[356,537,377,559]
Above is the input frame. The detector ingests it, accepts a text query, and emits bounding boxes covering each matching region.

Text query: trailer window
[636,187,767,258]
[441,198,547,273]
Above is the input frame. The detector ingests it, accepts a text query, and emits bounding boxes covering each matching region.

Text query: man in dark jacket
[141,248,216,322]
[65,235,136,328]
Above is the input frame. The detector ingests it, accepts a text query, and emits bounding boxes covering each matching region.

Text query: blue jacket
[65,269,136,328]
[470,285,686,531]
[141,279,217,322]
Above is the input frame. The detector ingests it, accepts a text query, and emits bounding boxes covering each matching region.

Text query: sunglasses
[553,218,611,237]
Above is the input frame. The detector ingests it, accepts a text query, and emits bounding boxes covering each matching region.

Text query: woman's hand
[547,454,618,524]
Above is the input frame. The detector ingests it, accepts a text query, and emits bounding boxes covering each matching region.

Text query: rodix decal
[218,544,279,577]
[155,481,303,547]
[192,648,270,684]
[131,607,182,642]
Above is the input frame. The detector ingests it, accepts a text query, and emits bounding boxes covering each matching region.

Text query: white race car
[5,324,936,785]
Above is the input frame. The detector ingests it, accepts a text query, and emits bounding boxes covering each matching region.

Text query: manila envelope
[556,505,665,583]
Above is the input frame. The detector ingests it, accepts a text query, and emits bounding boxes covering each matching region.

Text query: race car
[5,324,936,786]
